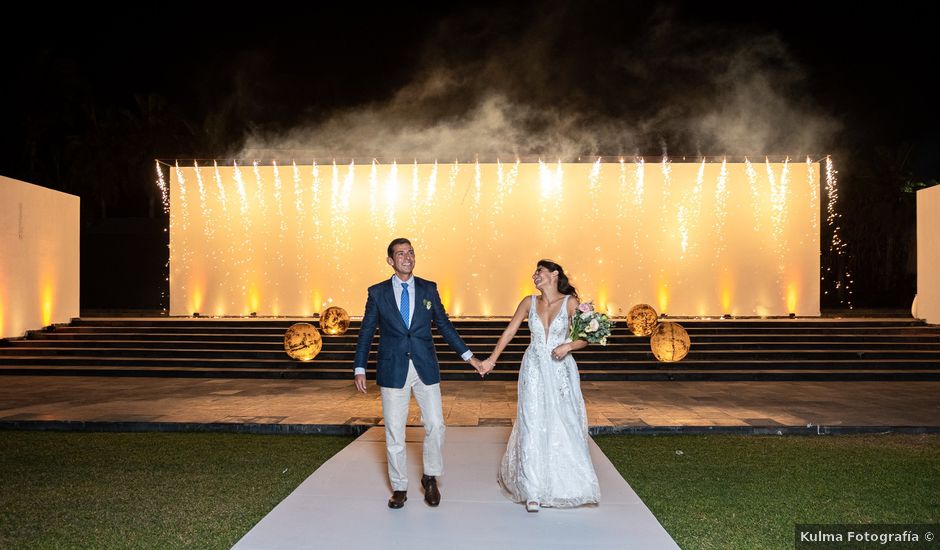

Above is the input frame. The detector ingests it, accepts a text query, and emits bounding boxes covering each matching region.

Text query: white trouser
[379,362,445,491]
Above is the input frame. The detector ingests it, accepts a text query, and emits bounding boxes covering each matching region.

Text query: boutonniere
[423,299,432,310]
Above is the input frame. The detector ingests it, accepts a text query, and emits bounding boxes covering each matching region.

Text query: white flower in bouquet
[586,318,599,333]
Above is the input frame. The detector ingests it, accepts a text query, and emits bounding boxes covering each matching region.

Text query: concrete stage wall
[917,184,940,324]
[0,176,80,338]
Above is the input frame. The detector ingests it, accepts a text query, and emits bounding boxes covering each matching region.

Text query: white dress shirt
[354,275,473,375]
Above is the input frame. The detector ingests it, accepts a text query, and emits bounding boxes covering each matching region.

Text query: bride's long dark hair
[537,259,579,302]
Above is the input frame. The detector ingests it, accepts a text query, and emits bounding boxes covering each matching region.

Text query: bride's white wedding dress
[498,295,601,507]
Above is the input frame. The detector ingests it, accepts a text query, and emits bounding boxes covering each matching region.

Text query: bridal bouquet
[570,301,614,345]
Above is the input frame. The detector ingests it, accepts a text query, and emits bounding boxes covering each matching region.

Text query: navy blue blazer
[353,276,469,388]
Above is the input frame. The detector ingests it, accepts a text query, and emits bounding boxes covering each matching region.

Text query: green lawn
[1,431,937,549]
[0,431,354,549]
[594,433,940,550]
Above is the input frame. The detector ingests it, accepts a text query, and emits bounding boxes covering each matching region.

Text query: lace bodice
[528,294,572,349]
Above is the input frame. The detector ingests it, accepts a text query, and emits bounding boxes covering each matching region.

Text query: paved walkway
[233,427,680,550]
[1,376,938,432]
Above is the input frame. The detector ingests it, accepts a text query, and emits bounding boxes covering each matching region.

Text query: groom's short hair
[387,238,412,258]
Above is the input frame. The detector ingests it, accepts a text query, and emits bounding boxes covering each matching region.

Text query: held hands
[551,343,572,361]
[481,357,497,375]
[469,357,486,378]
[469,356,496,378]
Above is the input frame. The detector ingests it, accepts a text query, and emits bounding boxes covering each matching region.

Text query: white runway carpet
[233,427,679,549]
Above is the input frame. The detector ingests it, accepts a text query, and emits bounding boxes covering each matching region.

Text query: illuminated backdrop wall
[917,184,940,324]
[0,175,80,338]
[167,159,820,317]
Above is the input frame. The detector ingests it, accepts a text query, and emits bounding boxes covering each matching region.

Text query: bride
[482,259,600,512]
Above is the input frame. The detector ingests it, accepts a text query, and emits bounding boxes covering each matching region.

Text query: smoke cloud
[234,2,839,162]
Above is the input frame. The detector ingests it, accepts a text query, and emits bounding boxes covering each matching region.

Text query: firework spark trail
[385,161,399,232]
[714,157,729,264]
[537,159,563,248]
[417,161,438,240]
[330,160,340,213]
[174,161,189,233]
[589,156,602,191]
[231,162,252,282]
[173,161,192,304]
[473,159,482,207]
[629,157,646,280]
[292,161,307,292]
[234,161,249,219]
[633,156,645,208]
[426,160,438,203]
[251,161,267,218]
[251,162,271,280]
[309,162,322,300]
[410,160,419,231]
[155,162,169,312]
[767,157,790,292]
[329,161,342,289]
[213,161,227,218]
[273,161,287,233]
[369,159,379,221]
[447,161,462,290]
[155,161,169,213]
[341,161,355,212]
[688,158,706,259]
[806,156,818,232]
[193,161,210,236]
[678,205,689,258]
[825,156,852,308]
[745,157,761,233]
[589,157,602,241]
[659,154,673,285]
[193,162,216,285]
[492,159,505,245]
[292,161,304,238]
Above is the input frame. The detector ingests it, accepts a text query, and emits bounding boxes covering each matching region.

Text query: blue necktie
[400,283,410,328]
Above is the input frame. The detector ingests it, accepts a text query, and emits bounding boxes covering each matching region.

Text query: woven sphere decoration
[320,306,350,335]
[284,322,323,361]
[626,304,659,336]
[650,322,691,362]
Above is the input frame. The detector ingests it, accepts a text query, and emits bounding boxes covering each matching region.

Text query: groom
[354,238,484,509]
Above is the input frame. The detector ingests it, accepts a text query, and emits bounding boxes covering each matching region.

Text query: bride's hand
[482,357,497,374]
[551,344,571,360]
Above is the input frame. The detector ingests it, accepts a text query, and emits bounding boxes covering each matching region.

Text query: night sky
[2,1,936,310]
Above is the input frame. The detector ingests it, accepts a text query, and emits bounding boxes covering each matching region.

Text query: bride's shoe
[525,500,540,513]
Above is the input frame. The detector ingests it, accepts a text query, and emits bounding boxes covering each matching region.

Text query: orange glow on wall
[41,282,54,326]
[657,285,669,314]
[312,292,323,316]
[720,289,733,313]
[439,287,452,312]
[596,288,608,313]
[719,272,734,313]
[787,284,798,314]
[191,287,203,314]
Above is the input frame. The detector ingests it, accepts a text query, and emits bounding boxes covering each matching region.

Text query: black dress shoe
[421,475,441,506]
[388,490,407,509]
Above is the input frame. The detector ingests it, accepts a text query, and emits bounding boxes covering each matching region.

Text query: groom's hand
[469,357,485,378]
[354,373,368,393]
